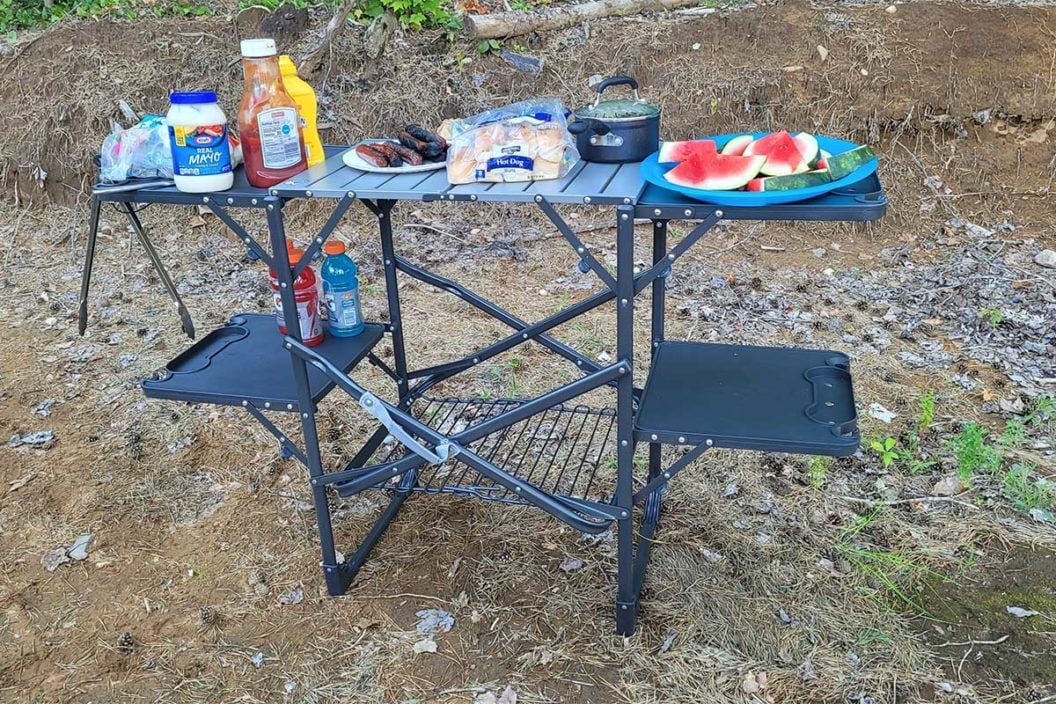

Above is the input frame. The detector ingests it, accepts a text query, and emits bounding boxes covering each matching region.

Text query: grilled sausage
[387,141,425,166]
[355,144,389,167]
[397,131,430,152]
[371,142,404,168]
[406,124,448,150]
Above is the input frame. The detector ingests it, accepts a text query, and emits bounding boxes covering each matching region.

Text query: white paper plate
[341,140,446,174]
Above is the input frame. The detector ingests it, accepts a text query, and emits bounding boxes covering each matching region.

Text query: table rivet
[522,333,528,339]
[620,213,629,220]
[280,436,286,443]
[577,246,584,254]
[267,204,274,211]
[653,208,661,217]
[514,486,521,492]
[664,472,671,479]
[243,237,251,244]
[705,438,714,447]
[391,324,398,331]
[306,190,313,197]
[364,398,373,406]
[576,360,583,366]
[621,440,628,447]
[271,190,278,196]
[715,209,724,218]
[226,197,234,205]
[285,343,292,349]
[623,197,631,204]
[393,467,399,473]
[473,357,480,364]
[264,402,271,408]
[621,511,628,517]
[316,237,323,244]
[241,400,248,406]
[618,367,626,374]
[251,198,258,205]
[650,434,658,441]
[303,413,309,419]
[583,196,592,204]
[347,191,355,198]
[620,604,628,610]
[286,404,293,410]
[535,195,543,202]
[470,195,477,201]
[685,209,693,217]
[677,436,686,444]
[281,282,288,288]
[668,253,675,260]
[621,298,629,306]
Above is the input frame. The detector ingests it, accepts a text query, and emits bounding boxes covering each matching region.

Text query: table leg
[646,218,668,535]
[377,200,410,402]
[120,202,196,339]
[615,204,638,636]
[77,197,102,336]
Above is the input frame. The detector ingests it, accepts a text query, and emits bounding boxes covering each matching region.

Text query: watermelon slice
[720,134,753,156]
[658,140,717,163]
[664,151,766,191]
[816,149,832,170]
[825,145,876,180]
[792,133,819,166]
[745,169,831,192]
[743,131,809,176]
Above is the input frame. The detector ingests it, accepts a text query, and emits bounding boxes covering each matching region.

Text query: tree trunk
[299,0,363,81]
[466,0,705,39]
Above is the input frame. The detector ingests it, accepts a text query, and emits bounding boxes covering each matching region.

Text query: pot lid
[574,76,660,120]
[575,98,660,120]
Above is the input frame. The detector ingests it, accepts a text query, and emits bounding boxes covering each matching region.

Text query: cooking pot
[568,76,660,163]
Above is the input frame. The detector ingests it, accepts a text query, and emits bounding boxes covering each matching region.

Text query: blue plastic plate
[640,133,878,207]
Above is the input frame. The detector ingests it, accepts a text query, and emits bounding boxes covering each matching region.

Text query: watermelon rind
[664,153,766,191]
[793,133,820,166]
[825,145,876,180]
[745,169,831,192]
[658,140,717,163]
[742,131,790,158]
[720,135,753,156]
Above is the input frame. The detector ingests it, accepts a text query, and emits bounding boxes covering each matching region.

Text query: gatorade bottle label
[297,297,323,342]
[169,124,232,176]
[256,108,301,169]
[324,286,361,330]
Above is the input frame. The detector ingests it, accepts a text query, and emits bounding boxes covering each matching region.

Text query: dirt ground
[1,2,1055,703]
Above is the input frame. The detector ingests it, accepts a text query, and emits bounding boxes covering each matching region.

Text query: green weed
[903,392,936,474]
[979,307,1004,325]
[869,436,900,469]
[2,0,214,32]
[947,422,1001,482]
[1001,464,1055,513]
[807,456,830,489]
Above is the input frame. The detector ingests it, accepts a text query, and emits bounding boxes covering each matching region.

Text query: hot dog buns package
[445,99,579,184]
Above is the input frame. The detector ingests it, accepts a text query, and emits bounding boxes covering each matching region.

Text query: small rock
[802,660,817,681]
[700,548,724,563]
[867,403,896,423]
[8,430,55,449]
[885,4,896,12]
[413,638,438,654]
[1034,249,1056,268]
[1029,508,1053,523]
[1006,605,1040,618]
[811,247,827,259]
[499,50,544,75]
[659,627,678,653]
[560,557,585,573]
[167,437,192,454]
[742,672,762,695]
[33,399,57,417]
[756,532,772,545]
[67,533,95,561]
[250,652,265,668]
[278,586,304,606]
[497,686,517,704]
[474,693,497,704]
[42,547,71,572]
[817,557,836,571]
[999,396,1026,414]
[284,681,296,695]
[722,483,740,498]
[691,42,701,50]
[932,476,965,496]
[816,44,829,61]
[415,608,454,633]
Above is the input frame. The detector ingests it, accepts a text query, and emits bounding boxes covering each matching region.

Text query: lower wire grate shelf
[369,396,619,505]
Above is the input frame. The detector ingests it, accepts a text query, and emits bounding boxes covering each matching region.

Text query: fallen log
[466,0,707,39]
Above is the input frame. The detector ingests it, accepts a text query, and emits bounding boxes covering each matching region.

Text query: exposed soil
[1,2,1055,703]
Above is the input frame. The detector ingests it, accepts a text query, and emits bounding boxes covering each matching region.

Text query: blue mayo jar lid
[170,91,219,105]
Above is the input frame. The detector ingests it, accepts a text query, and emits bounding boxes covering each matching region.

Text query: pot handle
[594,75,641,104]
[568,118,611,136]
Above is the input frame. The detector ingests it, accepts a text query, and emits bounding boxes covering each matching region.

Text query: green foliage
[359,0,457,29]
[1,0,215,32]
[1001,464,1055,512]
[979,307,1004,325]
[947,422,1001,482]
[869,436,900,469]
[476,38,501,54]
[903,392,936,474]
[807,456,830,489]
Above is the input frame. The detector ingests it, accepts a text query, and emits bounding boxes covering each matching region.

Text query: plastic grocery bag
[444,98,579,184]
[99,114,174,182]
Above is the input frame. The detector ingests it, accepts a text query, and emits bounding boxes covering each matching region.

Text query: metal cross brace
[632,441,711,504]
[204,201,275,269]
[292,193,355,280]
[535,197,617,292]
[243,402,310,467]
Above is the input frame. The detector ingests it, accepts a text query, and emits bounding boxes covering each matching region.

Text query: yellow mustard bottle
[278,55,324,167]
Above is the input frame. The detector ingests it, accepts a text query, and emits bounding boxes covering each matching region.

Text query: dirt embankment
[1,1,1054,209]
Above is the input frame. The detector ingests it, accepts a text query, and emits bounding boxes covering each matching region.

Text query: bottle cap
[170,91,218,105]
[289,247,304,265]
[323,241,346,255]
[241,38,277,58]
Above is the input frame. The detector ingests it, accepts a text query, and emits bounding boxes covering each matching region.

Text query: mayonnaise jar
[166,91,234,193]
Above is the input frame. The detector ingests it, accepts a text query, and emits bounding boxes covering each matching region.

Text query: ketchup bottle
[238,38,308,188]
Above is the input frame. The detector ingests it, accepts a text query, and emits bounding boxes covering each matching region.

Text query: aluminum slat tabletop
[271,148,647,205]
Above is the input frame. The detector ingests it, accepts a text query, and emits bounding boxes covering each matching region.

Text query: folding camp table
[80,148,886,635]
